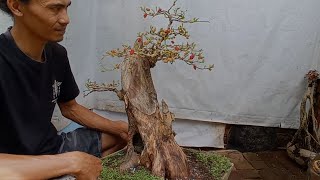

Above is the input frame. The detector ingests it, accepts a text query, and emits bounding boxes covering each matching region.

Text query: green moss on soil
[99,149,232,180]
[100,150,160,180]
[189,149,232,179]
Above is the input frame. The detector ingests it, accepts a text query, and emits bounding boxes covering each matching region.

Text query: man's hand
[116,120,129,142]
[66,151,102,180]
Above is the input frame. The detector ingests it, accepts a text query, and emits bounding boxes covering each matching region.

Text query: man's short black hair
[0,0,30,16]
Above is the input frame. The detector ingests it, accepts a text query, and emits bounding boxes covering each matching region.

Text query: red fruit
[165,29,171,34]
[190,53,195,60]
[193,64,197,70]
[158,8,162,13]
[144,13,148,18]
[130,49,135,55]
[174,46,180,51]
[137,37,142,43]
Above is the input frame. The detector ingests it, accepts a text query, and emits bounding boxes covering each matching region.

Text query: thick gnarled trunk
[118,57,189,179]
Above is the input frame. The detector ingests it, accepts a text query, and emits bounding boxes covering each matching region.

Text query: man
[0,0,128,179]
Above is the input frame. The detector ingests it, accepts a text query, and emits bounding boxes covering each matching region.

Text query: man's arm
[0,151,102,180]
[58,99,128,140]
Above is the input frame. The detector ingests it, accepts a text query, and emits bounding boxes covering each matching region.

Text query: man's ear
[7,0,23,17]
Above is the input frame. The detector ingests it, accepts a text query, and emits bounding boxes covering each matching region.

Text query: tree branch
[84,80,124,100]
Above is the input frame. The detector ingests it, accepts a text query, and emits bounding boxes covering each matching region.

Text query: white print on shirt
[52,80,62,103]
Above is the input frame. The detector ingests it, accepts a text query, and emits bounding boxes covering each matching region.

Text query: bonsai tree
[85,1,213,179]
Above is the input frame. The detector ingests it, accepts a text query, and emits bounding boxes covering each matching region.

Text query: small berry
[190,54,195,60]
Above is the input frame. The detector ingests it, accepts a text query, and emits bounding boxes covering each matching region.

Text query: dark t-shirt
[0,29,80,155]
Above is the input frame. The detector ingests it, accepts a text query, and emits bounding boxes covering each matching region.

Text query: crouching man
[0,0,128,179]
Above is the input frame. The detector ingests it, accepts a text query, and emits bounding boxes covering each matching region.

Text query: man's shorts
[57,128,102,158]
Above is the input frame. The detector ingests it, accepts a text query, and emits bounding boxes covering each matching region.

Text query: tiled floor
[215,150,308,180]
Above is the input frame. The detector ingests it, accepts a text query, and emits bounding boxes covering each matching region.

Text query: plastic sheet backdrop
[68,0,320,129]
[2,0,320,147]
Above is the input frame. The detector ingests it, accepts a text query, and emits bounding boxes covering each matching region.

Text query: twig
[83,80,120,97]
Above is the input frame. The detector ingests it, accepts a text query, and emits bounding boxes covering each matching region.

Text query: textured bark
[118,56,189,179]
[288,71,320,167]
[315,79,320,126]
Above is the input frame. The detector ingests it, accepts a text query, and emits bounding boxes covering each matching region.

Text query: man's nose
[58,9,70,25]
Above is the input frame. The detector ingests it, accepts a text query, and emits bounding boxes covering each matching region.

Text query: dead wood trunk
[118,56,189,179]
[287,71,320,166]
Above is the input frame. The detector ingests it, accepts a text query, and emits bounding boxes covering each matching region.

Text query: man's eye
[50,7,61,12]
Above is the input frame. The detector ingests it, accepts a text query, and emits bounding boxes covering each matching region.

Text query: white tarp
[1,0,320,147]
[64,0,320,129]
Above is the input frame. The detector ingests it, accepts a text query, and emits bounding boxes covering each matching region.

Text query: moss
[100,168,161,180]
[191,150,232,179]
[100,149,232,180]
[102,150,125,168]
[100,150,160,180]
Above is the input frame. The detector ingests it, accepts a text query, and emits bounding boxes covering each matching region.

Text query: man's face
[19,0,71,42]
